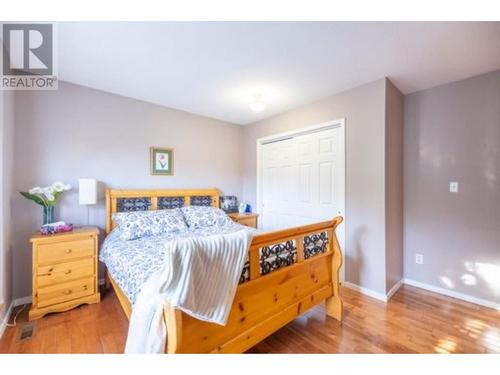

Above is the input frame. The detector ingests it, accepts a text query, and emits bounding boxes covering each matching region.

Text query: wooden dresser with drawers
[29,227,100,320]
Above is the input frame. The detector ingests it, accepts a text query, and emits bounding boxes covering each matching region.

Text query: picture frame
[220,195,239,213]
[150,147,174,175]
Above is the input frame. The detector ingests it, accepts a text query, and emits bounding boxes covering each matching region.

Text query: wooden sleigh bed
[104,188,343,353]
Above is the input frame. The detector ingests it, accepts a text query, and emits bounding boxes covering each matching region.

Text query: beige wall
[7,76,408,301]
[385,80,404,293]
[5,68,498,307]
[11,82,243,299]
[404,70,500,304]
[1,90,14,322]
[242,78,403,295]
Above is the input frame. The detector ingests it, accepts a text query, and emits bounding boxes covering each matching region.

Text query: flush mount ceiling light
[249,94,266,113]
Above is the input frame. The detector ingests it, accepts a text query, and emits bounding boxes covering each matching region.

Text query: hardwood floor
[0,289,128,354]
[1,285,499,354]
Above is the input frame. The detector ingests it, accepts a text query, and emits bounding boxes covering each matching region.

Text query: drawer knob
[83,285,88,290]
[64,289,72,295]
[65,269,72,274]
[65,249,72,254]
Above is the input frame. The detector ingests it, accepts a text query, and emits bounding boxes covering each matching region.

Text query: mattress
[100,223,250,304]
[100,223,301,305]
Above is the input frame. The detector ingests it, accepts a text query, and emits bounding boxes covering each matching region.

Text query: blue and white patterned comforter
[100,222,251,304]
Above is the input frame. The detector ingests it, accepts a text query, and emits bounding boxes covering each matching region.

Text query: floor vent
[18,323,36,341]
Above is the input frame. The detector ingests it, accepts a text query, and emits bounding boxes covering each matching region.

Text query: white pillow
[113,208,187,240]
[181,206,232,229]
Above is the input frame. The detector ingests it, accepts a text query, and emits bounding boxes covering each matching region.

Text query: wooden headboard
[105,188,220,233]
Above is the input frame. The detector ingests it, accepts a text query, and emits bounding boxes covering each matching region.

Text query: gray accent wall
[11,82,243,299]
[404,70,500,304]
[385,80,404,293]
[242,78,404,296]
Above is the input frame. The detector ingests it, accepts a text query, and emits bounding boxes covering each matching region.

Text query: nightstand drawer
[37,238,94,264]
[37,277,95,308]
[37,258,94,287]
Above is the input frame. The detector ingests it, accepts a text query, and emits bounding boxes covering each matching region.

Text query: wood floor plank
[1,285,499,354]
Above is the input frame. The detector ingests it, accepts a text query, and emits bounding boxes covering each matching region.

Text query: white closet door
[261,137,297,230]
[261,127,345,230]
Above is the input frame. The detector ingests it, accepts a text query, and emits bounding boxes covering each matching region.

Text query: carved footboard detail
[163,216,344,353]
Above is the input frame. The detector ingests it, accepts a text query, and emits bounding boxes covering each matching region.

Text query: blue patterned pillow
[113,209,188,240]
[150,209,188,234]
[181,206,232,229]
[113,210,154,240]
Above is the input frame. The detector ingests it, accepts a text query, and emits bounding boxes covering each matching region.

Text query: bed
[102,188,343,353]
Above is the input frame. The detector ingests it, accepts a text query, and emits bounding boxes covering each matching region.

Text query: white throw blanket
[125,228,253,353]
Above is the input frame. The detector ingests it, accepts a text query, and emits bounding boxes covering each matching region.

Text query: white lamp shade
[79,179,97,205]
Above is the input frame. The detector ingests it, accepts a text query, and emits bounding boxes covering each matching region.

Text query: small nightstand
[228,212,259,228]
[29,227,100,320]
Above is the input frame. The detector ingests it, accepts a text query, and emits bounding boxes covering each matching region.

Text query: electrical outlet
[415,253,424,265]
[449,182,459,193]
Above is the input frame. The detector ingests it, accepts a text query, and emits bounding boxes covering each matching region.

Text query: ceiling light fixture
[249,94,266,113]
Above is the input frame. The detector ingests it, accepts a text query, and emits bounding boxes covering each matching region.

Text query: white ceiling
[58,22,500,125]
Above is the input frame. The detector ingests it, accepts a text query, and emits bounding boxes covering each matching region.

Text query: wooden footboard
[163,216,343,353]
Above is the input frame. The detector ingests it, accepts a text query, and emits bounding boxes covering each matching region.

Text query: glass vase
[42,205,55,225]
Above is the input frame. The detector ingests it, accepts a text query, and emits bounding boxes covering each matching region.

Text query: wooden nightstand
[228,212,259,228]
[29,227,100,320]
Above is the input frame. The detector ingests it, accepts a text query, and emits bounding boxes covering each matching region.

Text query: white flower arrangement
[22,181,72,207]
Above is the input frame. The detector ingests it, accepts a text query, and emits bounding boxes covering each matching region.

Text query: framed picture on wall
[150,147,174,175]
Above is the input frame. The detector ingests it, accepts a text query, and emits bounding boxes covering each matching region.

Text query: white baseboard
[0,297,34,339]
[343,279,403,303]
[0,301,14,339]
[343,281,388,302]
[386,278,404,300]
[13,296,32,307]
[343,278,499,310]
[403,278,500,310]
